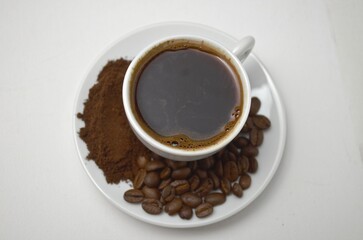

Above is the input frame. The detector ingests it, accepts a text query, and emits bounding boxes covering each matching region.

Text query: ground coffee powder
[77,59,150,184]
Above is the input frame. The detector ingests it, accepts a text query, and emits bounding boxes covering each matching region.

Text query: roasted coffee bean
[234,136,249,148]
[165,198,183,215]
[248,158,258,173]
[165,159,187,170]
[256,130,264,146]
[249,97,261,116]
[227,143,239,156]
[195,203,213,218]
[173,160,188,170]
[181,192,202,208]
[239,173,252,189]
[124,189,144,203]
[241,118,254,133]
[232,183,243,197]
[228,151,237,162]
[198,156,215,170]
[205,192,226,206]
[253,115,271,129]
[241,124,250,133]
[172,167,191,180]
[195,169,208,179]
[144,171,160,188]
[150,152,162,161]
[222,150,230,162]
[145,160,165,172]
[142,186,160,200]
[217,148,225,160]
[242,145,259,157]
[161,185,175,202]
[237,155,250,174]
[223,161,239,181]
[171,180,190,195]
[249,127,258,146]
[207,171,220,189]
[160,196,166,205]
[188,161,198,172]
[220,177,231,195]
[189,175,200,191]
[214,159,224,178]
[250,128,264,146]
[195,178,213,197]
[179,205,193,220]
[133,169,146,189]
[160,167,171,180]
[247,117,255,128]
[236,159,243,175]
[142,199,163,215]
[158,178,172,190]
[137,156,149,168]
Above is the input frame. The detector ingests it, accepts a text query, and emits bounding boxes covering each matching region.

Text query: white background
[1,0,362,239]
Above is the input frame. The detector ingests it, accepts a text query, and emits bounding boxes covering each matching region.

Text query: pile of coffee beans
[123,97,270,219]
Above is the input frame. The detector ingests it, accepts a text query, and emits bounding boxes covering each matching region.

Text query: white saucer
[73,22,286,228]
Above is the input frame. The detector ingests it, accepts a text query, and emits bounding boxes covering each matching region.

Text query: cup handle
[232,36,255,63]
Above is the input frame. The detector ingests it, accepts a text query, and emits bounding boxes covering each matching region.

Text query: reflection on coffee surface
[134,47,243,149]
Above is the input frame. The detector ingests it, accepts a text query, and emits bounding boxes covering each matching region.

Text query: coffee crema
[130,40,243,149]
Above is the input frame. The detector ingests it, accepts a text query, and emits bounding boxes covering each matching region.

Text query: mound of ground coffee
[77,59,151,184]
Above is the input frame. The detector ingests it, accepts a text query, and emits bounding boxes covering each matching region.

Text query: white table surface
[1,0,362,239]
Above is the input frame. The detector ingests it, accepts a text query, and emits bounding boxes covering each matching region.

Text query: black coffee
[133,45,242,149]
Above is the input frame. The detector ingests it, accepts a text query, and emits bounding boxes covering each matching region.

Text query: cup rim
[122,35,251,158]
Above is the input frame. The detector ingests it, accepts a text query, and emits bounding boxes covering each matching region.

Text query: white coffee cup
[123,35,254,161]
